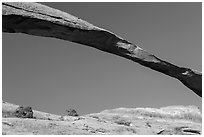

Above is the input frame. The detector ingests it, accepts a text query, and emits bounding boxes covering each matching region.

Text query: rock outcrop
[2,101,202,135]
[2,2,202,97]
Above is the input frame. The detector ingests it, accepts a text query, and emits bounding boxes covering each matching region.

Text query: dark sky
[2,2,201,115]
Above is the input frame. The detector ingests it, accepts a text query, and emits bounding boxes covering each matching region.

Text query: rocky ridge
[2,101,202,135]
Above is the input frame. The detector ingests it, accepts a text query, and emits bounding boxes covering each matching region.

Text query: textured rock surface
[2,101,202,135]
[2,2,202,97]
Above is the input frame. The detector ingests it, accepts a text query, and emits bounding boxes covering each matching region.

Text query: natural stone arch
[2,2,202,97]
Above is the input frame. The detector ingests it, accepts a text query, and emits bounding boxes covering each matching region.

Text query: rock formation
[2,2,202,97]
[2,101,202,135]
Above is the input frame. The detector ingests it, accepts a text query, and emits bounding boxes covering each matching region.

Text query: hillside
[2,101,202,135]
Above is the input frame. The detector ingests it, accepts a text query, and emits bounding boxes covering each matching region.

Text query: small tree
[15,106,33,118]
[65,108,79,117]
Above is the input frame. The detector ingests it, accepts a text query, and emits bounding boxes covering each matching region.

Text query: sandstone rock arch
[2,2,202,97]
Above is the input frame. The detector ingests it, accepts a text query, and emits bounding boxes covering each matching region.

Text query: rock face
[2,101,202,135]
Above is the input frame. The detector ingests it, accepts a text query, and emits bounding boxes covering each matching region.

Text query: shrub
[115,119,131,126]
[65,108,79,117]
[14,106,33,118]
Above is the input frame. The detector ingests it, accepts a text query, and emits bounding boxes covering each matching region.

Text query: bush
[115,119,131,126]
[65,108,79,117]
[15,106,33,118]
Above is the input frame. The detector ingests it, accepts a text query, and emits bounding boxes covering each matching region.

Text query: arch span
[2,2,202,97]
